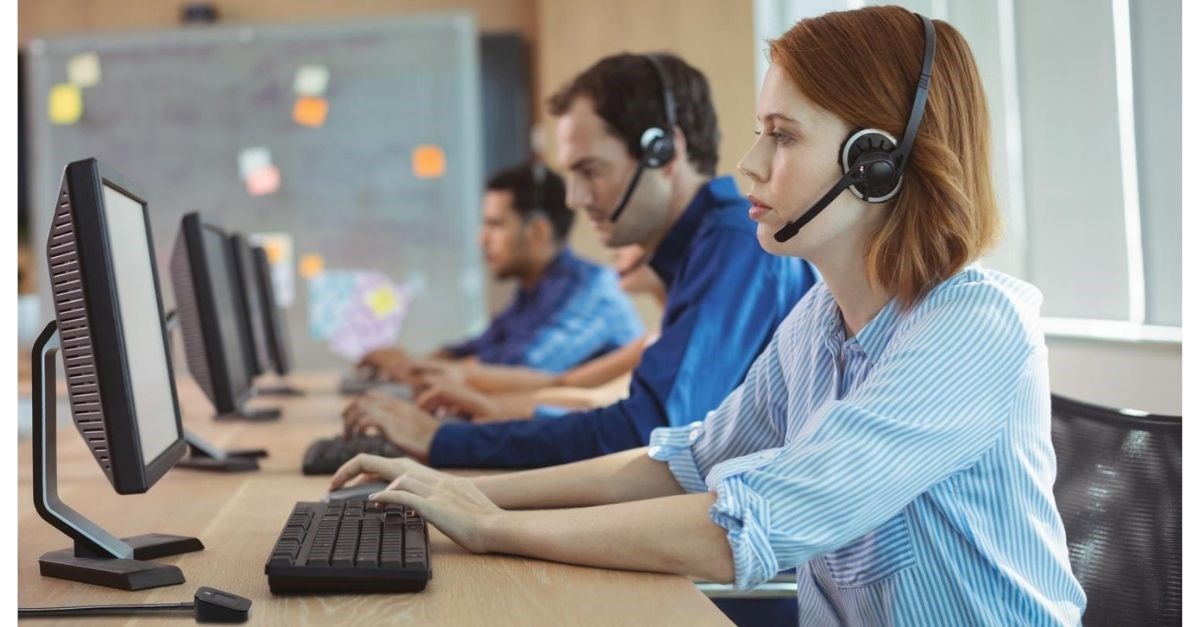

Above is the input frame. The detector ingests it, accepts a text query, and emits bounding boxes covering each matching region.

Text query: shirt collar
[648,176,741,287]
[517,247,575,299]
[823,293,902,366]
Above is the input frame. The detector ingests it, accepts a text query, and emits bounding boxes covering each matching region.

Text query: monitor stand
[215,405,282,422]
[255,380,306,397]
[32,321,204,591]
[175,430,265,472]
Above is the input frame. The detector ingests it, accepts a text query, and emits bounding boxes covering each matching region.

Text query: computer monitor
[169,212,280,421]
[252,245,295,377]
[229,233,272,377]
[33,157,203,589]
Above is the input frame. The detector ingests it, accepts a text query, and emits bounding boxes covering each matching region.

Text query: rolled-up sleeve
[646,311,794,493]
[647,422,708,493]
[682,284,1037,590]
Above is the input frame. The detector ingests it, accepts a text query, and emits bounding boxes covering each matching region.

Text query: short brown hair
[770,7,1001,308]
[548,53,720,176]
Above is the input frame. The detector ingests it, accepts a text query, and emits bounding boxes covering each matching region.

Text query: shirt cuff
[531,405,570,420]
[647,422,708,493]
[709,473,778,590]
[427,422,476,467]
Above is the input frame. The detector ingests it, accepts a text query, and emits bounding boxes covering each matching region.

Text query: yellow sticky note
[412,145,446,179]
[298,254,325,279]
[365,286,399,318]
[48,83,83,125]
[67,52,101,87]
[293,96,328,128]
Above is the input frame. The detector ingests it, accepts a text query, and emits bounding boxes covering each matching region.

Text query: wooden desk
[17,373,731,626]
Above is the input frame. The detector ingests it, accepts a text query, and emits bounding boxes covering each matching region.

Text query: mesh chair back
[1050,394,1181,626]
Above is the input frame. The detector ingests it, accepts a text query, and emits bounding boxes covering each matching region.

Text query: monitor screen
[101,184,179,465]
[199,224,252,402]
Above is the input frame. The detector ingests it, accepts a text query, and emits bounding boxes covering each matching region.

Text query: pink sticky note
[246,165,281,197]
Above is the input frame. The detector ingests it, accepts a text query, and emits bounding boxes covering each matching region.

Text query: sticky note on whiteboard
[298,253,325,279]
[238,147,273,179]
[292,96,329,128]
[246,164,281,196]
[293,64,330,97]
[412,144,446,179]
[48,83,83,125]
[67,52,102,88]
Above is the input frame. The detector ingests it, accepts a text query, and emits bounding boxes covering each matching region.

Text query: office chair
[1050,393,1182,626]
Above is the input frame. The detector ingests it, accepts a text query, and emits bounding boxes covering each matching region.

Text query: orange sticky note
[293,96,328,128]
[263,240,284,264]
[298,253,325,279]
[412,145,446,179]
[246,165,281,197]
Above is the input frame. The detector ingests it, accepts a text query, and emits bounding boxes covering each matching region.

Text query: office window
[753,0,1181,341]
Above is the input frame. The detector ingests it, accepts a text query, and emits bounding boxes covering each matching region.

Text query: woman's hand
[369,469,504,554]
[342,389,440,461]
[332,453,504,554]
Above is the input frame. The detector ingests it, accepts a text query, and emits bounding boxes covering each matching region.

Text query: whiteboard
[26,12,487,370]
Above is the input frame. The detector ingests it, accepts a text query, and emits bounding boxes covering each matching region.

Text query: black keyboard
[265,501,431,594]
[302,434,405,475]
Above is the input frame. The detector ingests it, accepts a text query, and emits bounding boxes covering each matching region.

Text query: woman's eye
[770,131,793,145]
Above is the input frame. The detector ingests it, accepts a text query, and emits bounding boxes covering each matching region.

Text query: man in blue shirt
[344,53,818,468]
[364,163,643,375]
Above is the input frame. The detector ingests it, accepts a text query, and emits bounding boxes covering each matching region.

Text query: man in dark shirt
[344,53,818,468]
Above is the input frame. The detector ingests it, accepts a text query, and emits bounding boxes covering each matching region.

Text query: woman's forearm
[472,447,686,509]
[483,492,735,584]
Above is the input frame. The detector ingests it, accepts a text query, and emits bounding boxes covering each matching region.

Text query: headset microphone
[773,13,936,243]
[609,54,677,223]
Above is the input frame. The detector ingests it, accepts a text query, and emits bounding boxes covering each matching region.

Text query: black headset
[773,13,937,243]
[609,53,677,223]
[530,161,546,216]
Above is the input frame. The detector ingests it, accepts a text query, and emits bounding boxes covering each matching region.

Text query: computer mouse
[322,480,391,504]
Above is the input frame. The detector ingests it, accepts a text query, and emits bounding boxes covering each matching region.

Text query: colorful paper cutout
[48,83,83,125]
[67,52,101,88]
[246,164,281,196]
[307,271,358,341]
[364,286,399,318]
[308,270,412,361]
[298,253,325,279]
[293,64,330,97]
[412,144,446,179]
[238,147,272,179]
[292,96,329,128]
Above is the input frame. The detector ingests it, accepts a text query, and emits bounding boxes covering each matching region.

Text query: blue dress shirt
[429,176,818,468]
[650,266,1086,625]
[443,248,642,374]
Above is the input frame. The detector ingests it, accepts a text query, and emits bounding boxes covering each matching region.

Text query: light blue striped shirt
[649,266,1086,625]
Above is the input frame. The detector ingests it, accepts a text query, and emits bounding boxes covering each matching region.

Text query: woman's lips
[747,195,774,221]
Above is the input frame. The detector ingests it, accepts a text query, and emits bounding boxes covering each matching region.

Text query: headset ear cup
[640,127,675,168]
[841,128,903,202]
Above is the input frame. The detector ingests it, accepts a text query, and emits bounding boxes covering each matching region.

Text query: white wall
[1046,338,1181,415]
